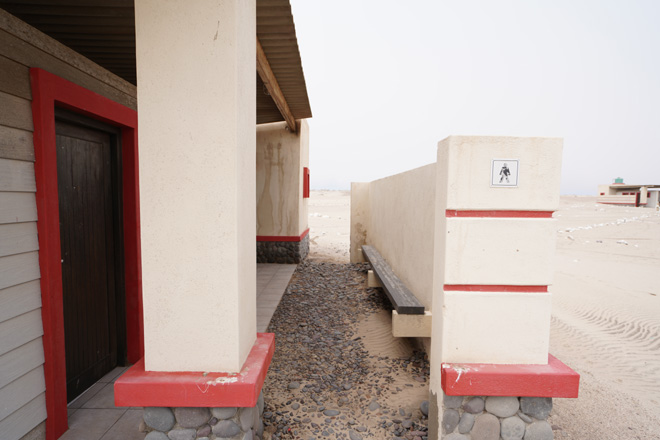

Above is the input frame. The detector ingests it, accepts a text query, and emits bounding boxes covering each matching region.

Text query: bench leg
[367,270,383,288]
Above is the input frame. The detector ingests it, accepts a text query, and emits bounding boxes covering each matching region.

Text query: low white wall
[351,164,436,311]
[350,182,370,263]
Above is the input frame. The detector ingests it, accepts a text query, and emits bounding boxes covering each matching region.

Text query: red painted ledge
[441,354,579,398]
[114,333,274,408]
[257,228,310,242]
[446,210,554,218]
[444,285,548,293]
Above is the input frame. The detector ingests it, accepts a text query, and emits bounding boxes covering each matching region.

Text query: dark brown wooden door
[56,111,125,402]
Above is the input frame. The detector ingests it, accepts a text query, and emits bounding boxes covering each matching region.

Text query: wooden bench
[361,245,425,315]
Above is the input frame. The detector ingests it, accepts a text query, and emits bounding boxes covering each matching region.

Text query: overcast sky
[290,0,660,195]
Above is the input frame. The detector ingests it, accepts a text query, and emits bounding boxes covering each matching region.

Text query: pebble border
[256,234,309,264]
[442,394,554,440]
[141,392,265,440]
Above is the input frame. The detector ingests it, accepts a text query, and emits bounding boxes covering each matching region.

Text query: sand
[307,190,352,264]
[306,190,660,439]
[549,196,660,439]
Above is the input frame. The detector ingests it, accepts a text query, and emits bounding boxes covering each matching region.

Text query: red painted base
[441,354,579,398]
[445,210,554,218]
[115,333,274,408]
[257,228,310,242]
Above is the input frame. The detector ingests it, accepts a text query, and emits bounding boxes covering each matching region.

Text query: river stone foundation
[442,394,554,440]
[141,392,265,440]
[257,234,309,264]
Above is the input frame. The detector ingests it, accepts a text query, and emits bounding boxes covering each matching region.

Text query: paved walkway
[257,263,297,332]
[59,263,296,440]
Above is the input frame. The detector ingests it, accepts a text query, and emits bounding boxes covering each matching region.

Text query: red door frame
[30,68,143,440]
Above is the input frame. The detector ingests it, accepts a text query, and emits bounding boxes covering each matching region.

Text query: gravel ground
[262,261,430,440]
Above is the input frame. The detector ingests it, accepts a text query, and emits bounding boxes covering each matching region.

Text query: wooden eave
[0,0,312,125]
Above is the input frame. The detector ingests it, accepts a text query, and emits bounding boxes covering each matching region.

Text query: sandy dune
[307,191,660,439]
[549,196,660,439]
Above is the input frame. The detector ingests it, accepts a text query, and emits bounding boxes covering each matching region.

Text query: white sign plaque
[491,159,519,187]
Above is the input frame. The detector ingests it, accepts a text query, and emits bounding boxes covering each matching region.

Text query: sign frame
[490,159,519,188]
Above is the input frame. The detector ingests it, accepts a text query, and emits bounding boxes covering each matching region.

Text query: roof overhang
[0,0,312,128]
[610,184,660,189]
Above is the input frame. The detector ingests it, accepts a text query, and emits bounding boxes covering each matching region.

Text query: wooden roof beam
[257,37,297,133]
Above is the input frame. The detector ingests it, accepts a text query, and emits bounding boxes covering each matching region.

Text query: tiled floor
[257,263,297,331]
[62,366,142,440]
[59,263,296,439]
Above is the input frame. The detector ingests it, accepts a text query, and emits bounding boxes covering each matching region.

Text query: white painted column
[135,0,256,372]
[430,135,562,375]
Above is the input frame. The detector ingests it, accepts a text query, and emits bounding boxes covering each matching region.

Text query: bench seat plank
[362,245,425,315]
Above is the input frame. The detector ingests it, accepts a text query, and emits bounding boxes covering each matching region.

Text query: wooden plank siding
[0,366,46,421]
[0,158,36,192]
[0,252,40,291]
[0,338,44,390]
[0,54,31,99]
[0,90,33,131]
[0,281,41,324]
[0,223,39,258]
[0,125,34,162]
[0,394,47,440]
[0,193,38,224]
[0,309,44,357]
[0,28,136,110]
[0,7,137,439]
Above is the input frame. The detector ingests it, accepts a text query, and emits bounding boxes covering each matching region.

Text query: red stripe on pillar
[445,210,554,218]
[444,285,548,293]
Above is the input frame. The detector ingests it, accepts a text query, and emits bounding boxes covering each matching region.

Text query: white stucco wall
[431,136,562,370]
[353,164,436,311]
[136,0,256,373]
[350,182,370,263]
[441,291,551,364]
[298,120,309,235]
[444,218,556,285]
[443,136,562,211]
[256,120,308,237]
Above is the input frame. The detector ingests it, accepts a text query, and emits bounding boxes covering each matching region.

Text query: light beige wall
[136,0,256,373]
[445,218,556,285]
[430,136,562,435]
[431,135,562,369]
[298,120,310,235]
[367,164,437,311]
[256,120,308,237]
[349,182,370,263]
[350,165,436,309]
[443,136,562,210]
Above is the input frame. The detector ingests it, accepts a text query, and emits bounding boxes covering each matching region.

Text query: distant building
[597,178,660,207]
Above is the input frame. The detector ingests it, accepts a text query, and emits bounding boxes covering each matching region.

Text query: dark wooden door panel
[56,117,122,402]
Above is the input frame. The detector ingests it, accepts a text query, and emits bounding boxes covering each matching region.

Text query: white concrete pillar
[135,0,256,372]
[430,135,562,373]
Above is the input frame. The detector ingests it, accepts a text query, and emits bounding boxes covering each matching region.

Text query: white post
[429,136,562,436]
[135,0,256,373]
